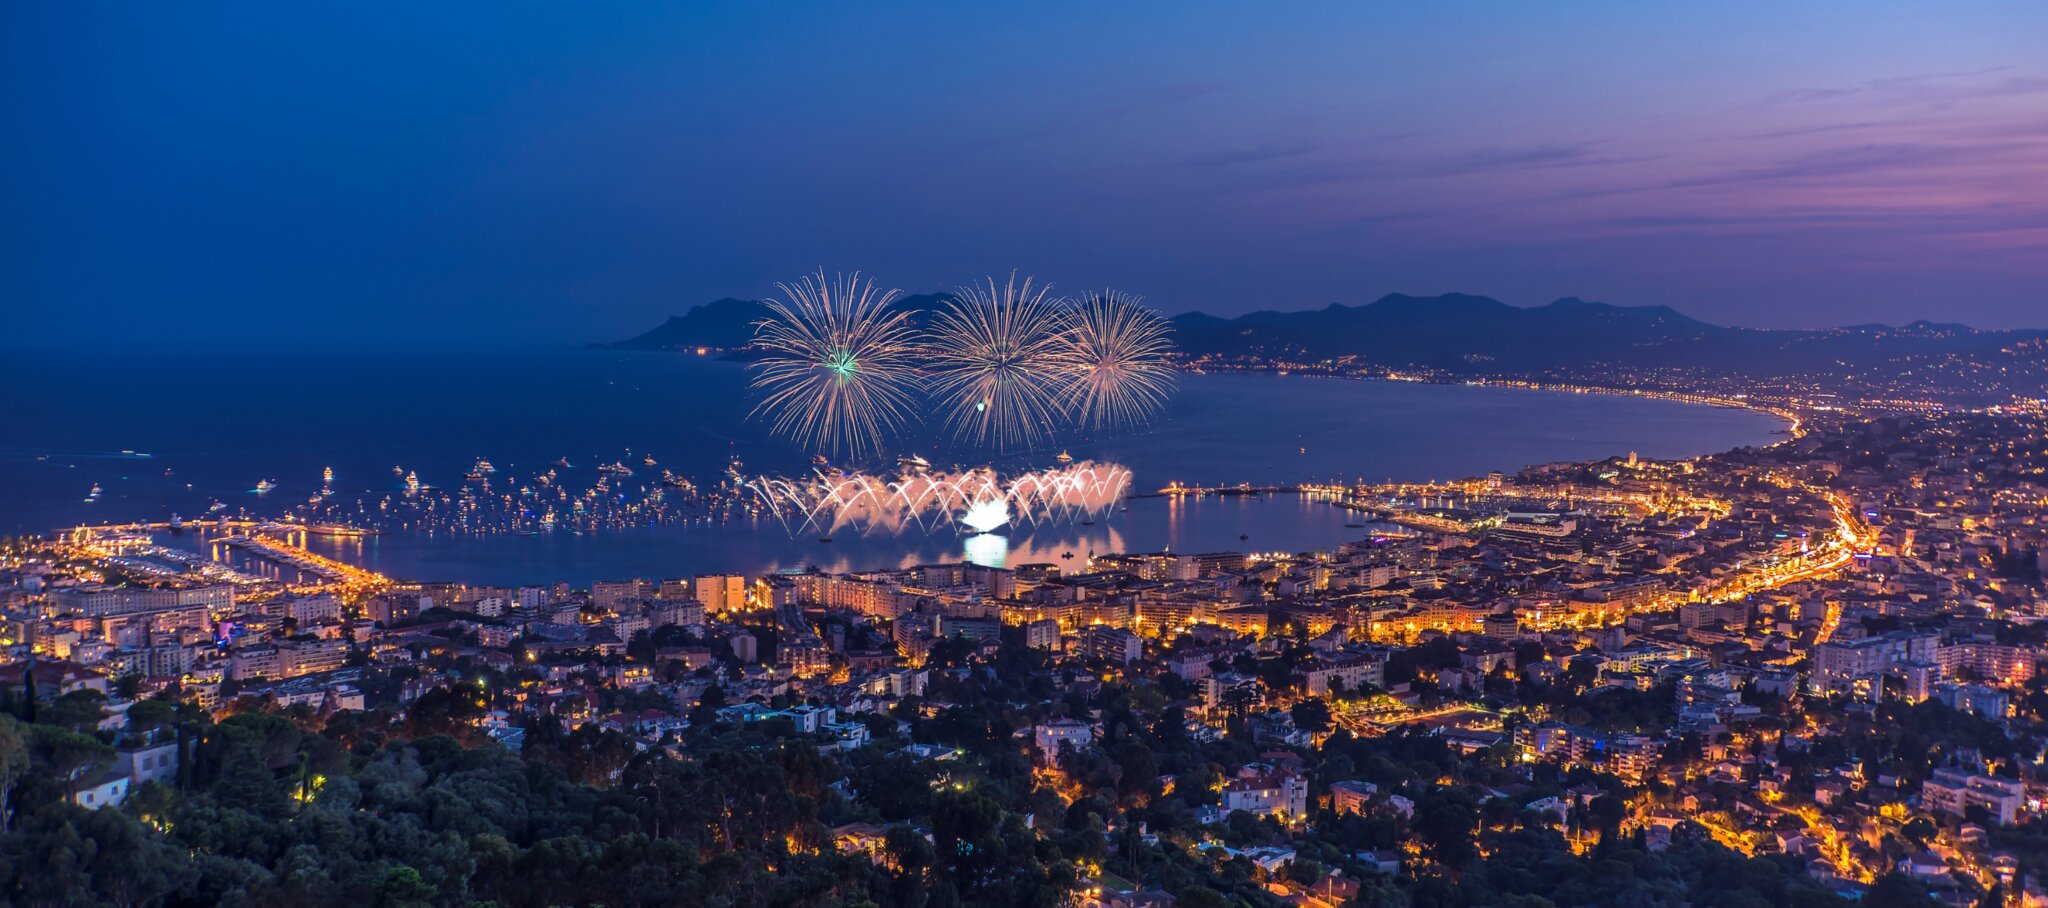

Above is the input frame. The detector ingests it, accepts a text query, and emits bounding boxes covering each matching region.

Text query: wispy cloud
[1173,142,1320,170]
[1759,66,2019,106]
[1410,143,1658,178]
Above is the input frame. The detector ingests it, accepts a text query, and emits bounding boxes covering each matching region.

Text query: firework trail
[923,274,1079,452]
[1062,290,1176,431]
[747,271,922,460]
[748,461,1131,536]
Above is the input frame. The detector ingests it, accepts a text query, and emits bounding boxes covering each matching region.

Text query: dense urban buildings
[4,387,2046,907]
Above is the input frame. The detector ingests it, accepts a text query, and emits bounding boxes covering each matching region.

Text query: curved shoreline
[1176,363,1804,446]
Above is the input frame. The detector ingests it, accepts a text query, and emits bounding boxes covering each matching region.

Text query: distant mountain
[603,293,956,351]
[1166,292,2047,379]
[607,291,2048,398]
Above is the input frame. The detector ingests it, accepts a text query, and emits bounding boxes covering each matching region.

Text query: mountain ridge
[602,292,2048,399]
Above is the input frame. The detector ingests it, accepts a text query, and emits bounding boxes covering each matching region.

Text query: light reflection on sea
[275,493,1379,585]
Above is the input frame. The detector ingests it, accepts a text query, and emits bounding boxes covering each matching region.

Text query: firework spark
[747,271,922,460]
[748,461,1131,536]
[1063,290,1176,431]
[923,274,1079,452]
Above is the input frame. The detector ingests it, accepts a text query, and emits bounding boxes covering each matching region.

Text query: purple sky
[3,2,2044,347]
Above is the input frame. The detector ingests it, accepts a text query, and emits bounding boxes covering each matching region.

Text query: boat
[598,461,634,476]
[1344,522,1367,529]
[305,522,378,537]
[642,454,658,467]
[85,483,103,502]
[255,479,277,494]
[393,465,405,476]
[553,457,573,468]
[474,458,496,474]
[1055,450,1074,465]
[405,471,421,493]
[898,454,931,473]
[811,454,831,468]
[322,466,334,484]
[1239,533,1250,541]
[817,536,833,543]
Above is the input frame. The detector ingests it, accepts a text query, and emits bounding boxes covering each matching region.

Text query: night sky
[4,2,2045,349]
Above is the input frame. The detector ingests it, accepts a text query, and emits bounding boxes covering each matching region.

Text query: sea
[0,347,1787,585]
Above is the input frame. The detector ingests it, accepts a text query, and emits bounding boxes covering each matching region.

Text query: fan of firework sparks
[923,274,1080,451]
[747,461,1132,536]
[747,271,923,460]
[747,271,1177,458]
[1061,289,1176,432]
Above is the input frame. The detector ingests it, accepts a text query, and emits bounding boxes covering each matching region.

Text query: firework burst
[923,274,1078,451]
[747,271,922,460]
[748,461,1131,536]
[1062,290,1176,430]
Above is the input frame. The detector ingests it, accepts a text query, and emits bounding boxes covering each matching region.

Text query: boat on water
[474,458,496,474]
[898,454,931,473]
[322,466,334,484]
[85,483,102,502]
[305,522,378,537]
[598,461,634,475]
[553,457,573,468]
[642,454,658,467]
[405,471,421,493]
[1055,450,1074,465]
[255,479,277,494]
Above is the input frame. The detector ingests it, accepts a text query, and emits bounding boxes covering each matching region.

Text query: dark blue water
[0,347,1784,584]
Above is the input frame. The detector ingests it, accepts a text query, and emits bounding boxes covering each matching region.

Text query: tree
[1291,698,1333,736]
[27,723,113,801]
[125,698,177,742]
[0,715,26,830]
[1411,789,1481,870]
[6,804,198,906]
[1865,872,1940,908]
[931,789,1009,895]
[43,690,108,735]
[1586,792,1628,849]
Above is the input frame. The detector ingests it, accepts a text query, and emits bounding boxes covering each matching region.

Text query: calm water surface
[0,348,1785,584]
